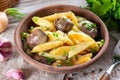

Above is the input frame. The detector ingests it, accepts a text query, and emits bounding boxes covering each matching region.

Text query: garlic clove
[3,69,24,80]
[0,52,11,61]
[0,36,12,61]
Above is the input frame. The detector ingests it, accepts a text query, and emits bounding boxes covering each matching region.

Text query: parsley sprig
[86,0,120,32]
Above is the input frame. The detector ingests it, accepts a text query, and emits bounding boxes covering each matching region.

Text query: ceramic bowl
[14,4,109,73]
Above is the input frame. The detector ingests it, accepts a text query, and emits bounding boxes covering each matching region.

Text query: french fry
[56,30,74,45]
[72,25,80,31]
[68,31,96,44]
[38,52,52,58]
[68,31,99,53]
[31,41,63,53]
[43,11,78,26]
[74,53,92,65]
[32,17,56,31]
[45,30,74,46]
[68,41,94,58]
[49,46,71,59]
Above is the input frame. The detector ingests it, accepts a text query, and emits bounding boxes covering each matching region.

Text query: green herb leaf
[21,32,29,41]
[52,32,58,37]
[21,32,31,55]
[45,57,56,65]
[32,16,39,23]
[28,26,34,33]
[113,3,120,20]
[88,0,113,16]
[86,0,120,32]
[85,23,96,31]
[97,39,105,48]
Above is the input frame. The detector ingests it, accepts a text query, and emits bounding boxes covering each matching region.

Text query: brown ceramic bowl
[14,4,109,73]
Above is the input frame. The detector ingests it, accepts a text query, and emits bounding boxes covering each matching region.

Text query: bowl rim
[14,4,109,73]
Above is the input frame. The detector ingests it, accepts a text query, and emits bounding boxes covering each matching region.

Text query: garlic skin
[0,36,12,61]
[0,12,8,33]
[3,69,24,80]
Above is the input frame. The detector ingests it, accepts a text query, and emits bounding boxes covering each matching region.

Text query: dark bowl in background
[14,4,109,73]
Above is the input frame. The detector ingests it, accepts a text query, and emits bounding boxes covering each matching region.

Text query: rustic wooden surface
[0,0,120,80]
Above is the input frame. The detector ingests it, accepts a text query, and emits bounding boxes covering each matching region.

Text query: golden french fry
[49,46,71,59]
[32,17,56,31]
[72,25,80,31]
[86,42,99,53]
[74,53,92,65]
[68,42,94,58]
[31,41,63,53]
[68,31,95,44]
[45,30,74,46]
[38,52,51,57]
[68,31,99,53]
[43,11,78,26]
[56,30,74,45]
[45,31,59,41]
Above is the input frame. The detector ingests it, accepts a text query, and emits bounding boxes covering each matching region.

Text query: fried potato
[68,41,94,58]
[74,53,92,65]
[68,31,99,53]
[43,11,78,26]
[38,46,70,59]
[49,46,71,59]
[32,17,56,31]
[45,31,59,41]
[45,30,74,46]
[86,42,99,53]
[68,31,95,44]
[31,41,63,53]
[72,25,80,31]
[38,52,52,58]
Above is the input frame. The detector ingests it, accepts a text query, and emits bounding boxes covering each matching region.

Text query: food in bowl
[21,11,104,67]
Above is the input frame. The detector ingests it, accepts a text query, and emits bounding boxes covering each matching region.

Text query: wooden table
[0,0,120,80]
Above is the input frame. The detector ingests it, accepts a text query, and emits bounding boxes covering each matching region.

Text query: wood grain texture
[0,0,120,80]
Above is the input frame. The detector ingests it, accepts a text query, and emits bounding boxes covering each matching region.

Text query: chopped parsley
[52,32,58,37]
[21,32,28,40]
[28,26,34,33]
[41,52,46,56]
[45,57,56,65]
[97,39,105,48]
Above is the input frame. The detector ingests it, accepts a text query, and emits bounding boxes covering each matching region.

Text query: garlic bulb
[3,69,24,80]
[0,36,12,61]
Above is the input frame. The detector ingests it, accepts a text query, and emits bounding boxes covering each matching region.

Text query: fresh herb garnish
[21,32,29,40]
[32,16,39,22]
[86,0,120,32]
[62,16,68,20]
[97,39,105,48]
[52,32,58,37]
[28,26,34,33]
[84,23,96,31]
[21,32,31,55]
[45,57,56,65]
[89,48,97,53]
[41,52,46,56]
